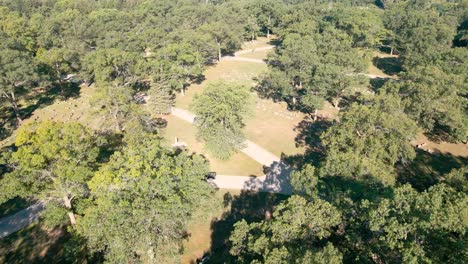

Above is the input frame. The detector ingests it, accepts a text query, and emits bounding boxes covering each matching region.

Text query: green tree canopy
[0,121,103,225]
[320,100,418,185]
[77,131,214,263]
[191,81,253,159]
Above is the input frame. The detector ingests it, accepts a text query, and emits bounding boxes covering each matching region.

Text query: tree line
[0,0,467,263]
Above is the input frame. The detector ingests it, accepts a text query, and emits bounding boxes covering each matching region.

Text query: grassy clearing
[237,49,271,60]
[176,61,268,110]
[240,37,274,51]
[161,115,264,176]
[411,134,468,157]
[0,85,101,148]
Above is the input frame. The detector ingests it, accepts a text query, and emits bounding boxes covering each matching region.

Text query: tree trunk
[63,195,76,225]
[313,109,318,121]
[332,98,340,109]
[267,28,270,39]
[180,87,185,96]
[390,46,394,55]
[9,91,22,124]
[217,42,222,62]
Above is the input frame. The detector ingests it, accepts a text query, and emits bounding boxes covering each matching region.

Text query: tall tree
[229,195,343,263]
[320,100,418,185]
[383,66,467,142]
[191,81,253,159]
[77,131,214,263]
[0,48,37,124]
[0,121,102,225]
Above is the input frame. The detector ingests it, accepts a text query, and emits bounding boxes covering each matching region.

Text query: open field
[175,61,268,110]
[412,134,468,157]
[237,49,271,60]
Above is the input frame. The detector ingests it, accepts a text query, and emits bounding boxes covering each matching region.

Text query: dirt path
[0,202,44,239]
[221,56,266,64]
[234,45,275,56]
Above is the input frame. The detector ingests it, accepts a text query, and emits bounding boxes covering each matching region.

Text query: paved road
[0,202,44,239]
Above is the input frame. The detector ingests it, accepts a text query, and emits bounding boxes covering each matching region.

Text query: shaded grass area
[0,83,82,143]
[372,56,402,76]
[181,189,240,264]
[206,190,288,263]
[162,115,264,176]
[181,189,288,264]
[397,148,468,191]
[1,85,101,148]
[0,197,30,219]
[0,223,68,264]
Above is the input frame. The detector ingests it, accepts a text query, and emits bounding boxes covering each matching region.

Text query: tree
[383,66,467,142]
[77,131,214,263]
[146,81,174,115]
[229,195,343,263]
[200,19,243,61]
[0,48,37,124]
[369,184,467,263]
[320,100,418,185]
[328,6,387,48]
[37,47,79,95]
[153,42,204,96]
[0,121,102,225]
[190,81,253,159]
[91,85,144,132]
[384,3,457,62]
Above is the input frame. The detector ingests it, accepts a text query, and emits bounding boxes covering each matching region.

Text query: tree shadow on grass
[282,117,334,169]
[372,57,402,76]
[0,82,82,141]
[397,148,468,191]
[0,223,68,264]
[200,191,288,263]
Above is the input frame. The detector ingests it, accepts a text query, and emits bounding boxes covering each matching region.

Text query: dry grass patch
[412,134,468,157]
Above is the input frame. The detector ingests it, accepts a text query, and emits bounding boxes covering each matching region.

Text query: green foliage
[0,121,102,225]
[0,47,37,122]
[321,102,417,185]
[229,195,342,263]
[146,81,174,115]
[77,131,214,263]
[191,81,253,159]
[383,66,467,142]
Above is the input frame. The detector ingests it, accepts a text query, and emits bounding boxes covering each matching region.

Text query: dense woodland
[0,0,467,263]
